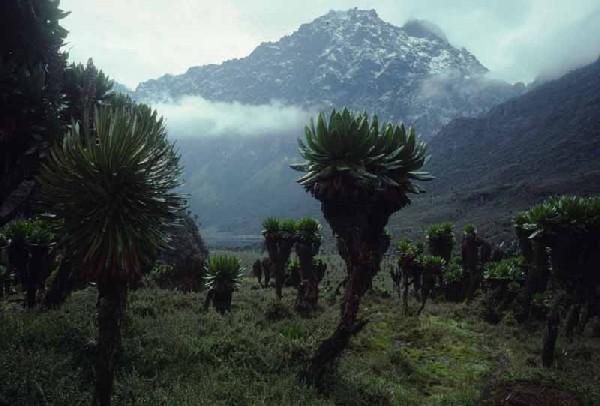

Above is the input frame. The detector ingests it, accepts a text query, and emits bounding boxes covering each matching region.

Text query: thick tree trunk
[296,243,319,312]
[300,191,400,386]
[565,304,580,343]
[542,305,560,368]
[93,281,127,406]
[402,267,409,315]
[214,290,233,314]
[264,238,293,299]
[463,235,481,303]
[302,262,375,384]
[24,243,50,308]
[262,258,271,288]
[274,265,284,299]
[516,240,550,321]
[43,259,75,308]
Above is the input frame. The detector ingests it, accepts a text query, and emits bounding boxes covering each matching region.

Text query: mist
[153,96,313,138]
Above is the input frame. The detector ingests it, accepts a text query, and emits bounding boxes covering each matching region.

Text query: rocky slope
[135,9,522,138]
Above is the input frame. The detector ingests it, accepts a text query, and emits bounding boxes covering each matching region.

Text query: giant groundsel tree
[38,106,184,405]
[291,108,432,383]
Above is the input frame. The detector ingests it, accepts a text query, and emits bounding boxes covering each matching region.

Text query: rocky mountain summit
[134,9,523,137]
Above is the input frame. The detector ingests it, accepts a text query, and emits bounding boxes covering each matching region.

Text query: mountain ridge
[133,8,523,138]
[175,56,600,246]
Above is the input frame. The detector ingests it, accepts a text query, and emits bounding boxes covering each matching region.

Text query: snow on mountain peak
[133,9,520,137]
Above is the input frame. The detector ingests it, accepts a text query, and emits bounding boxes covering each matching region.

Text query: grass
[0,252,598,405]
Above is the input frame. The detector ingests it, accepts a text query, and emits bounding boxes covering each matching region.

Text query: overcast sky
[60,0,600,88]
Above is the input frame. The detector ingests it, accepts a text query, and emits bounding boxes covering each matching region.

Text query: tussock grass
[0,253,599,405]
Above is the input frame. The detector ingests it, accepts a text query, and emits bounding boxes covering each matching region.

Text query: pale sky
[60,0,600,89]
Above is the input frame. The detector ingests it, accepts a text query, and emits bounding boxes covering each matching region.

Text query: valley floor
[0,253,598,405]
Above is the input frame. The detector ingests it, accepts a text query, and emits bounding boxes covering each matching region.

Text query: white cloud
[152,96,312,137]
[61,0,261,87]
[60,0,600,87]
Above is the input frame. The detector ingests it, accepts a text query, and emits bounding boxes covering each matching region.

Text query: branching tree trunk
[302,196,392,384]
[295,240,320,312]
[542,303,560,368]
[264,238,294,299]
[262,258,271,288]
[93,280,127,406]
[463,234,481,303]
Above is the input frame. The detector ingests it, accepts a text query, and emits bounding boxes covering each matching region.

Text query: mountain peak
[134,8,520,136]
[323,8,380,21]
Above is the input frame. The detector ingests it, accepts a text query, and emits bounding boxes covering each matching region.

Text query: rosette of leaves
[38,106,183,283]
[204,255,244,293]
[203,255,244,315]
[484,257,526,288]
[419,255,445,274]
[463,224,476,236]
[443,257,464,284]
[425,222,454,261]
[262,217,280,236]
[291,108,432,383]
[296,218,322,245]
[25,219,55,246]
[3,220,33,243]
[291,108,432,200]
[397,239,419,267]
[523,196,600,281]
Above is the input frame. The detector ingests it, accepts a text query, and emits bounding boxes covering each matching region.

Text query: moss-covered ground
[0,252,598,405]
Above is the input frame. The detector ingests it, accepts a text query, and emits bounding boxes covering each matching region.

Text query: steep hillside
[136,9,522,138]
[178,58,600,246]
[395,56,600,242]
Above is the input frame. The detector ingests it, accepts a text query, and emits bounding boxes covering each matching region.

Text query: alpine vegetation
[203,255,244,314]
[291,107,432,384]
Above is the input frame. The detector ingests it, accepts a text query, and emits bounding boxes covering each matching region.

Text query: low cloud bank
[152,96,313,138]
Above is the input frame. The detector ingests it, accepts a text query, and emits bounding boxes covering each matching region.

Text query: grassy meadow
[0,251,598,405]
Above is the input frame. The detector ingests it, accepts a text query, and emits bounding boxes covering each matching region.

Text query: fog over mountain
[137,9,523,140]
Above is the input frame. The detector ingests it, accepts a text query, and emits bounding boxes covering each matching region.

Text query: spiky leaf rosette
[419,255,445,272]
[296,218,322,243]
[291,108,432,205]
[262,217,280,235]
[522,195,600,239]
[38,107,184,283]
[425,222,454,242]
[204,255,244,292]
[463,224,476,236]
